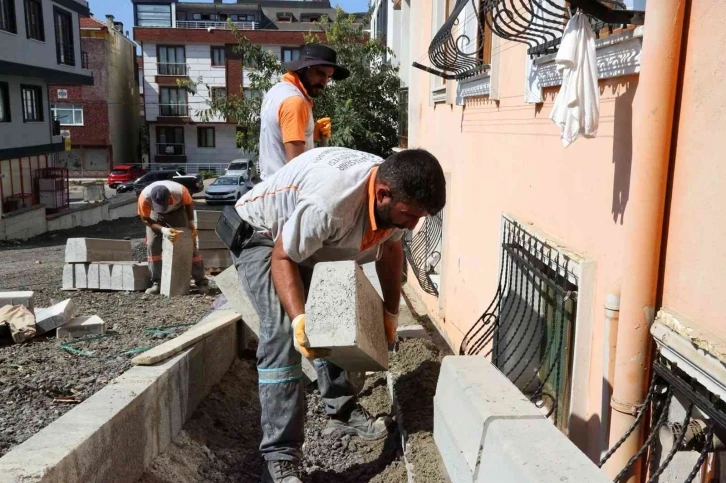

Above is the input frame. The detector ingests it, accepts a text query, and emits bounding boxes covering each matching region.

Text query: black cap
[150,184,171,213]
[283,43,350,81]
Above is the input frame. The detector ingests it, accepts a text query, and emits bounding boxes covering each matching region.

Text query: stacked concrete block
[99,264,113,290]
[62,265,75,290]
[305,261,388,372]
[111,263,151,291]
[74,264,89,289]
[65,238,133,263]
[0,291,34,313]
[161,230,193,297]
[194,210,232,270]
[57,315,106,339]
[434,356,611,483]
[35,299,75,334]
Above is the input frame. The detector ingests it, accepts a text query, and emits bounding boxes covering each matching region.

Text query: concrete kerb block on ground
[57,315,106,339]
[194,210,222,230]
[0,291,34,313]
[306,261,388,372]
[65,238,134,263]
[434,356,610,483]
[74,264,89,289]
[0,307,239,483]
[161,231,193,297]
[111,262,151,291]
[62,265,75,290]
[214,266,318,383]
[35,299,75,334]
[200,248,232,268]
[197,230,226,250]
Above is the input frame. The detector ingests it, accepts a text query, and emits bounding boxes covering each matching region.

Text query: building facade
[50,15,142,177]
[0,0,93,214]
[131,0,348,172]
[394,0,726,479]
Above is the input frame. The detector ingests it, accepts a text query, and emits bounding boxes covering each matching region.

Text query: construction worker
[258,43,349,180]
[137,180,210,295]
[233,147,446,482]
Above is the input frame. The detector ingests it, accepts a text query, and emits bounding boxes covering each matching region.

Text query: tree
[184,8,400,165]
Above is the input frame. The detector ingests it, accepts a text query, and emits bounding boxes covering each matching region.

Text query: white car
[225,159,253,178]
[204,176,250,205]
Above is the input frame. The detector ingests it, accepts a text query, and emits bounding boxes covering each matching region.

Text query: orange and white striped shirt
[137,180,193,218]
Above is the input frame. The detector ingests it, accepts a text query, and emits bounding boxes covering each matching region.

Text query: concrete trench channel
[0,271,450,483]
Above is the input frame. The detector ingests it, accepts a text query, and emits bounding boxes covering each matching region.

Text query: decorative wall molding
[457,72,491,103]
[535,26,643,88]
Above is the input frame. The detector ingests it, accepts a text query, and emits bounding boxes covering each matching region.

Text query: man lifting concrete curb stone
[226,146,446,482]
[137,180,210,295]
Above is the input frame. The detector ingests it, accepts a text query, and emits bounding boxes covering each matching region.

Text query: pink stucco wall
[661,2,726,337]
[405,0,642,458]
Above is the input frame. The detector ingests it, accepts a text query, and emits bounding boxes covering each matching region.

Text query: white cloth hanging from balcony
[549,12,600,147]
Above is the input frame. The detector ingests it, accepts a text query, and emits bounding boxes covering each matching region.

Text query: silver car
[204,176,250,205]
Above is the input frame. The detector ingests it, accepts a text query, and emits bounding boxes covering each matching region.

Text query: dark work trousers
[233,232,357,463]
[146,206,205,283]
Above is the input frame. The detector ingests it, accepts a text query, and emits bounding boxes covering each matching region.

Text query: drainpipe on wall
[602,0,688,481]
[601,285,620,460]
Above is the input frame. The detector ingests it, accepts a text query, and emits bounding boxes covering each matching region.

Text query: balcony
[81,51,88,69]
[156,63,189,76]
[175,20,258,30]
[156,143,185,156]
[158,103,189,117]
[57,42,75,67]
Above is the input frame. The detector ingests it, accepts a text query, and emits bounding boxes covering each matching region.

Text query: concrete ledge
[434,356,610,483]
[0,309,237,483]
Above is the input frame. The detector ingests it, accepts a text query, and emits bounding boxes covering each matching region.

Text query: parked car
[107,165,146,188]
[204,176,250,205]
[225,159,253,178]
[116,170,204,196]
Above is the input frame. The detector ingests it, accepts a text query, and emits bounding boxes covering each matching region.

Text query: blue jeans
[233,233,356,463]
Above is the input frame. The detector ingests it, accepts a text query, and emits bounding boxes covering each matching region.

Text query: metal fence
[398,87,409,149]
[460,217,578,432]
[175,20,258,30]
[403,211,443,297]
[156,63,189,76]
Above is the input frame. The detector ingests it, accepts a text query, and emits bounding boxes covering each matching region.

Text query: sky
[87,0,371,43]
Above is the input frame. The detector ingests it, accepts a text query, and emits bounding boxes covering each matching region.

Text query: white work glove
[384,309,399,350]
[291,314,330,360]
[160,227,179,243]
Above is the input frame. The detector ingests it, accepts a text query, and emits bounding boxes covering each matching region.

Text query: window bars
[403,212,443,297]
[599,355,726,483]
[460,218,578,431]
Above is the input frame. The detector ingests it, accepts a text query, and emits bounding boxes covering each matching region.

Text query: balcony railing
[398,87,408,149]
[57,42,75,66]
[158,104,189,117]
[81,51,88,69]
[175,20,258,30]
[156,63,189,76]
[156,143,185,156]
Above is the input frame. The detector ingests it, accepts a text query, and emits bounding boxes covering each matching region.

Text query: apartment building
[0,0,93,214]
[131,0,347,171]
[50,15,142,177]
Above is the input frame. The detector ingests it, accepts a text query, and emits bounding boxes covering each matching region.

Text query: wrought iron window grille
[599,354,726,483]
[460,218,578,431]
[403,212,443,297]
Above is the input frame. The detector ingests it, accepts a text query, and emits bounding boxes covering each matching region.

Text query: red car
[107,165,146,188]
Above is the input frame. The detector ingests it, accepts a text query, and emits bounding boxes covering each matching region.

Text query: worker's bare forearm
[284,141,306,162]
[376,239,403,314]
[140,216,164,233]
[185,204,195,227]
[271,236,306,320]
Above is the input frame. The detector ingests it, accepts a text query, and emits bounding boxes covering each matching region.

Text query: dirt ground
[0,217,216,457]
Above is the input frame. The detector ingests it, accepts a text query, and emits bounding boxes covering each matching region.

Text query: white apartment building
[132,0,352,171]
[0,0,93,214]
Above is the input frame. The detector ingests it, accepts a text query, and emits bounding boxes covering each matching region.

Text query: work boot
[145,282,160,295]
[327,404,390,441]
[196,279,210,295]
[261,460,302,483]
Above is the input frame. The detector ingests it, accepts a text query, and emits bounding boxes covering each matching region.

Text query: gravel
[0,216,216,457]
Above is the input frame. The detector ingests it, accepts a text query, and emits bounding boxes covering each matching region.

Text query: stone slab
[74,264,89,289]
[0,308,238,483]
[65,238,134,263]
[111,263,151,291]
[99,264,113,290]
[35,299,76,334]
[200,248,232,268]
[197,230,227,250]
[62,265,75,290]
[87,264,100,290]
[0,291,34,313]
[57,315,107,339]
[306,261,388,372]
[397,324,430,340]
[161,230,193,297]
[214,266,317,383]
[194,210,222,230]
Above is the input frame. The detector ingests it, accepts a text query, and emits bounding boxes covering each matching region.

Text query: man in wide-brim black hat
[257,43,350,180]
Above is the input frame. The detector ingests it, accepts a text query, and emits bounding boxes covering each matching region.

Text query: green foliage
[182,11,400,160]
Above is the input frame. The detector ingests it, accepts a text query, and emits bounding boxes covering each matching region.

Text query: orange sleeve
[137,196,152,218]
[182,187,193,205]
[278,96,310,143]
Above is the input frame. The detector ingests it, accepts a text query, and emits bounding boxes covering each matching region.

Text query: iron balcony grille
[156,63,189,76]
[56,41,75,66]
[599,354,726,483]
[159,103,189,117]
[403,211,443,297]
[460,217,578,432]
[156,143,185,155]
[398,88,408,149]
[175,20,257,30]
[81,51,88,69]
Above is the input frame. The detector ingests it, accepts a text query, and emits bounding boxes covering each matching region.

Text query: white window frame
[52,103,84,126]
[430,0,449,103]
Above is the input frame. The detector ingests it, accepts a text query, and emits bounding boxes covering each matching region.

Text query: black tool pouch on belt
[216,205,253,256]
